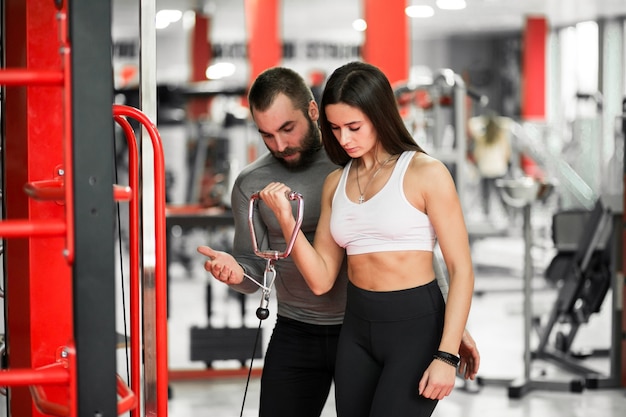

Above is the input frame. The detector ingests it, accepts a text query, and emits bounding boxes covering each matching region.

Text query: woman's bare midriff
[347,250,435,291]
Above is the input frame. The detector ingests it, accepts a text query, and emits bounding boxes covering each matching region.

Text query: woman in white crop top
[259,62,475,417]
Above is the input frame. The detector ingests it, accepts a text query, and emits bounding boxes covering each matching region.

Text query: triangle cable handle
[247,191,304,261]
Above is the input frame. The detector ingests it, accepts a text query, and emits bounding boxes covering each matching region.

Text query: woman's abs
[347,250,434,291]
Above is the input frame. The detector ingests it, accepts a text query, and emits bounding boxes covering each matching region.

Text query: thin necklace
[356,154,397,204]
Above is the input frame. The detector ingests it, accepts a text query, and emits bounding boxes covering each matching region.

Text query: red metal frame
[1,2,167,416]
[3,2,72,415]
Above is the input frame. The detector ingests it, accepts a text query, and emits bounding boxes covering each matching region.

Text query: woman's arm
[259,171,346,295]
[424,159,474,357]
[407,155,474,399]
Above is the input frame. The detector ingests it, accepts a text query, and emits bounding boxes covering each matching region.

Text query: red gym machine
[1,1,168,416]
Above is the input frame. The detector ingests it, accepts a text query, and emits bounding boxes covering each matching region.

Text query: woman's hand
[418,358,457,400]
[259,182,294,221]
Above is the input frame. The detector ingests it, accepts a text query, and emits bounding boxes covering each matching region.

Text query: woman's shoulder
[318,167,344,204]
[407,151,448,173]
[322,167,343,192]
[326,166,344,181]
[405,151,456,191]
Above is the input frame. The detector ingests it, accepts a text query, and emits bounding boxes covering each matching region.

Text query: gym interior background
[1,0,626,416]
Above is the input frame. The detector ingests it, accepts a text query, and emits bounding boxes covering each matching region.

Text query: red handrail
[113,114,141,416]
[113,104,168,417]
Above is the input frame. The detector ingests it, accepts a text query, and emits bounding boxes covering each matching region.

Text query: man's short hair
[248,67,315,118]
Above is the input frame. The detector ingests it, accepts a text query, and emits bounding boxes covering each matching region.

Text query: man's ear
[308,100,319,122]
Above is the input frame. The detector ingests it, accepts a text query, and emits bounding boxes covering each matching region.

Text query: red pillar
[521,16,547,120]
[362,0,409,85]
[189,12,212,119]
[4,1,73,416]
[245,0,281,86]
[191,13,211,83]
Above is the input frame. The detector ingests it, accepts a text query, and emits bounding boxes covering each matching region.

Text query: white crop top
[330,151,436,255]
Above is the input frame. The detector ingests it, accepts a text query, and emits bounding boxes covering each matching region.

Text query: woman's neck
[359,145,393,170]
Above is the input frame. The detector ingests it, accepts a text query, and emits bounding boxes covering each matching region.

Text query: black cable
[116,200,131,383]
[239,318,264,417]
[113,131,131,384]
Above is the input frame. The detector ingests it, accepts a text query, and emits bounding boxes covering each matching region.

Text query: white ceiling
[114,0,626,40]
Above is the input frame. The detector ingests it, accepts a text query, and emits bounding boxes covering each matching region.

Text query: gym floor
[164,201,626,417]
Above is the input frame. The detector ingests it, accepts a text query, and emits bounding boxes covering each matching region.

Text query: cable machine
[1,1,168,416]
[535,199,619,389]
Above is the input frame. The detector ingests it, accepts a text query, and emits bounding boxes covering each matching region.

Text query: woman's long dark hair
[319,61,424,166]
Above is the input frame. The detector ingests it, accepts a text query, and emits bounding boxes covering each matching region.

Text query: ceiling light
[436,0,466,10]
[182,11,196,30]
[206,62,236,80]
[405,5,435,18]
[156,9,182,30]
[352,19,367,32]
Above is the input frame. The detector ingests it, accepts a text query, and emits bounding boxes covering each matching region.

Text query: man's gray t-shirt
[229,149,348,325]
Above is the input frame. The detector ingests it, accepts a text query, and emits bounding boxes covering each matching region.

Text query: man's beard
[272,119,322,171]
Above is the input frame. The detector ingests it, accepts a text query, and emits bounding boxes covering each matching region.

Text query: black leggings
[335,280,445,417]
[260,315,341,417]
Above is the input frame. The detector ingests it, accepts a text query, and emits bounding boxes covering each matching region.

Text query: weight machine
[1,1,168,416]
[535,199,619,389]
[494,175,621,398]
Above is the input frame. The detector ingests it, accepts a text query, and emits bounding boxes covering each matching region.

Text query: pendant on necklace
[358,195,365,204]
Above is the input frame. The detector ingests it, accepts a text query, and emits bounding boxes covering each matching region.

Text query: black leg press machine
[481,178,623,399]
[524,197,622,394]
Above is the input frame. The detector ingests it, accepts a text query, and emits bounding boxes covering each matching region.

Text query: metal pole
[522,203,533,380]
[453,73,467,208]
[139,1,160,416]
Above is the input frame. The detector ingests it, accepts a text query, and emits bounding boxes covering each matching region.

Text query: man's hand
[458,329,480,380]
[197,245,244,285]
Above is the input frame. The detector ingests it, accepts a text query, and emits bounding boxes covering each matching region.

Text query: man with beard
[197,67,479,417]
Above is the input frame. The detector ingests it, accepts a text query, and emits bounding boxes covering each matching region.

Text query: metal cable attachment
[247,191,304,319]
